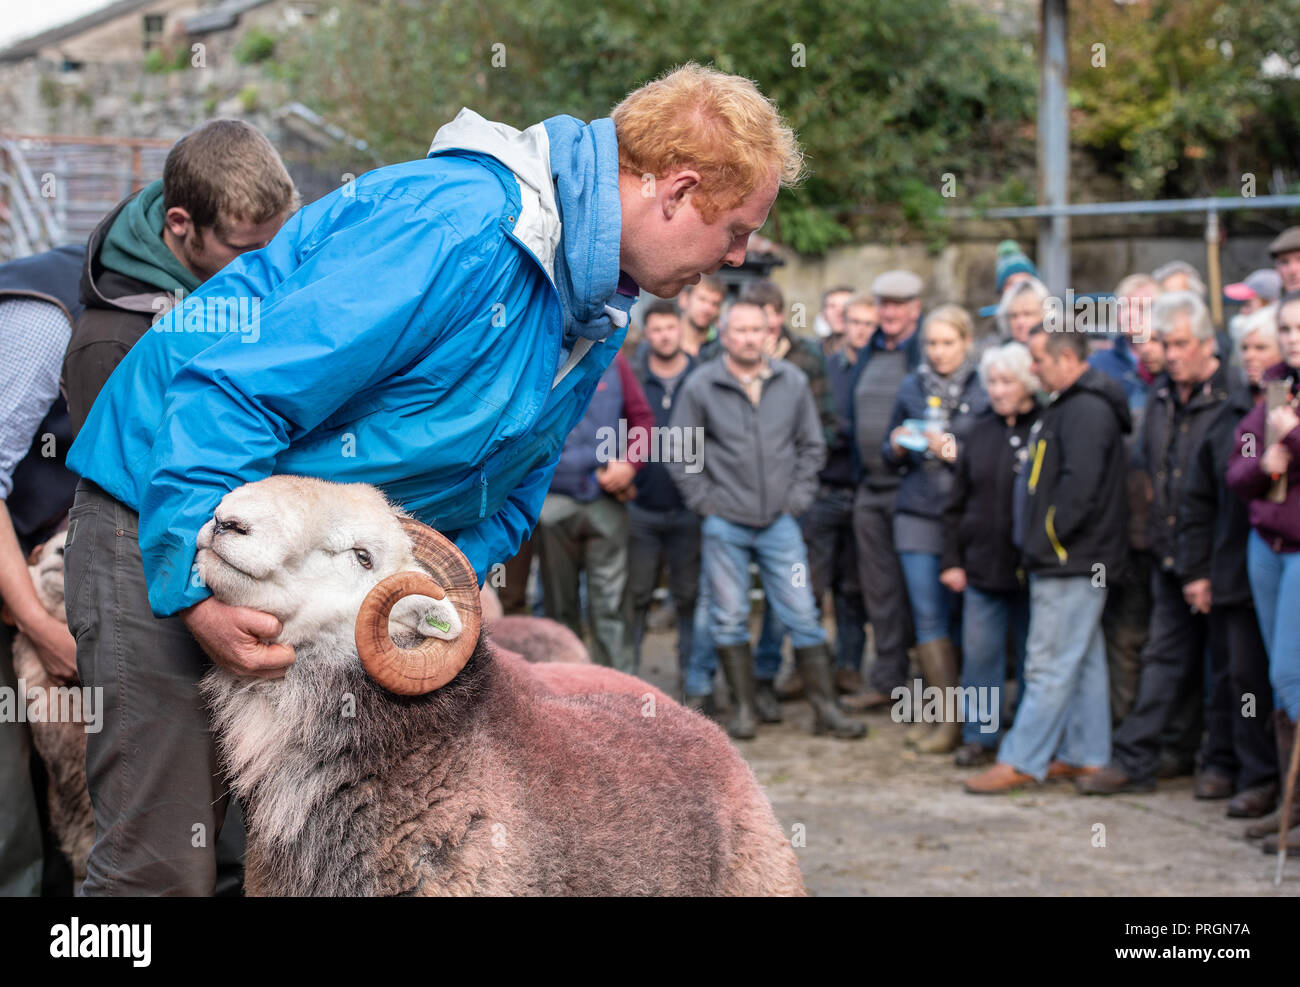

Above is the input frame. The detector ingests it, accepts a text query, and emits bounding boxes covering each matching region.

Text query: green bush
[142,47,168,74]
[236,26,277,64]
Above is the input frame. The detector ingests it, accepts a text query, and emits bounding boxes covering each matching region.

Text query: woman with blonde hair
[883,304,989,752]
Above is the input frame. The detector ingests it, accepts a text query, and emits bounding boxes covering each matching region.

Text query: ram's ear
[388,589,464,641]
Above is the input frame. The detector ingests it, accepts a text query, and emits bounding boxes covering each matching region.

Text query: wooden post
[1206,208,1223,329]
[1266,379,1291,504]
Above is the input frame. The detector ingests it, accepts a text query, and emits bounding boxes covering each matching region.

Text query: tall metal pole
[1038,0,1070,297]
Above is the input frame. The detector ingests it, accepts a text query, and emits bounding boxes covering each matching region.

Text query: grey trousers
[852,485,915,693]
[64,478,244,896]
[0,624,43,896]
[534,492,634,673]
[626,503,700,674]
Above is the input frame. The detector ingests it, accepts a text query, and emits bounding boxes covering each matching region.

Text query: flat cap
[1269,226,1300,258]
[871,269,923,300]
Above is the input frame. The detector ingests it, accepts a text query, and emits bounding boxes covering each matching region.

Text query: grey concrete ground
[634,607,1299,898]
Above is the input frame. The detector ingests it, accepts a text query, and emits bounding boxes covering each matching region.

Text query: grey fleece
[667,356,826,528]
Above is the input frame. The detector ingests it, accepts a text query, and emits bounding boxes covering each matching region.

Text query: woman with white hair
[1232,303,1282,395]
[995,277,1051,345]
[939,342,1041,766]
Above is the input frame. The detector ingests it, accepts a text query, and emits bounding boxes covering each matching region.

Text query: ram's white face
[195,476,458,650]
[28,530,68,616]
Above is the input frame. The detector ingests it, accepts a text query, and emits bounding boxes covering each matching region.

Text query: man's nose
[723,240,749,268]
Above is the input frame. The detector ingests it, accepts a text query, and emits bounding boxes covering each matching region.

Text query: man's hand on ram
[182,596,296,678]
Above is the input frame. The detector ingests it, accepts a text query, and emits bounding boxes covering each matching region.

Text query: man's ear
[163,205,194,239]
[661,170,702,220]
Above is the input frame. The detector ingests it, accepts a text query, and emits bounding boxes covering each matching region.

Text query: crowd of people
[511,235,1300,851]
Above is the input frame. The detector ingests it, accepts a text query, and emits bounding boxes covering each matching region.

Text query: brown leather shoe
[964,762,1037,794]
[1261,823,1300,855]
[1228,782,1279,819]
[1193,769,1234,800]
[834,667,864,695]
[840,689,894,713]
[1246,809,1282,840]
[1047,760,1101,782]
[1075,763,1156,795]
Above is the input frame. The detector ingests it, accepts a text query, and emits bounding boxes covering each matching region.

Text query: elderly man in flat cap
[1270,227,1300,295]
[844,269,925,711]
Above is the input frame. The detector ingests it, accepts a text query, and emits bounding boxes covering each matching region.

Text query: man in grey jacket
[668,299,865,740]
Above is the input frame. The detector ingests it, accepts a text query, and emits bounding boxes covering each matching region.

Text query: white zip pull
[603,303,628,329]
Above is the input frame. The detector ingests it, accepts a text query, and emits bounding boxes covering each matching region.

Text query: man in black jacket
[57,120,296,897]
[1079,292,1232,795]
[627,300,699,678]
[1179,383,1278,820]
[966,325,1131,793]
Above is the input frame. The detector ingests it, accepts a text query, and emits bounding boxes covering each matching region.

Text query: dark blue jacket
[881,367,989,520]
[629,348,697,511]
[822,345,863,489]
[1089,335,1147,416]
[550,358,625,503]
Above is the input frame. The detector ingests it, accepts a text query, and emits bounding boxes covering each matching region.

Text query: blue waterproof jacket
[66,108,637,617]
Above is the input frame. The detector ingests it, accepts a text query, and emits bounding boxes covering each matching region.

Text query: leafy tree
[1069,0,1300,198]
[285,0,1037,252]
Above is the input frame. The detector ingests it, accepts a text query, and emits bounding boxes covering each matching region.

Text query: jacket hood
[1061,365,1133,434]
[428,108,632,342]
[80,190,176,316]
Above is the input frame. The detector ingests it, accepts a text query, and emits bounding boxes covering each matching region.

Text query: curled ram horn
[354,517,482,695]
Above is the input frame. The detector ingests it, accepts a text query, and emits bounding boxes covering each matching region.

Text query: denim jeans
[684,571,718,697]
[754,606,786,682]
[960,585,1029,748]
[701,514,826,653]
[758,486,867,672]
[1247,530,1300,719]
[898,551,955,644]
[996,574,1110,780]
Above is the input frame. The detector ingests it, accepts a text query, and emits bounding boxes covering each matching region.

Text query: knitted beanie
[995,240,1040,294]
